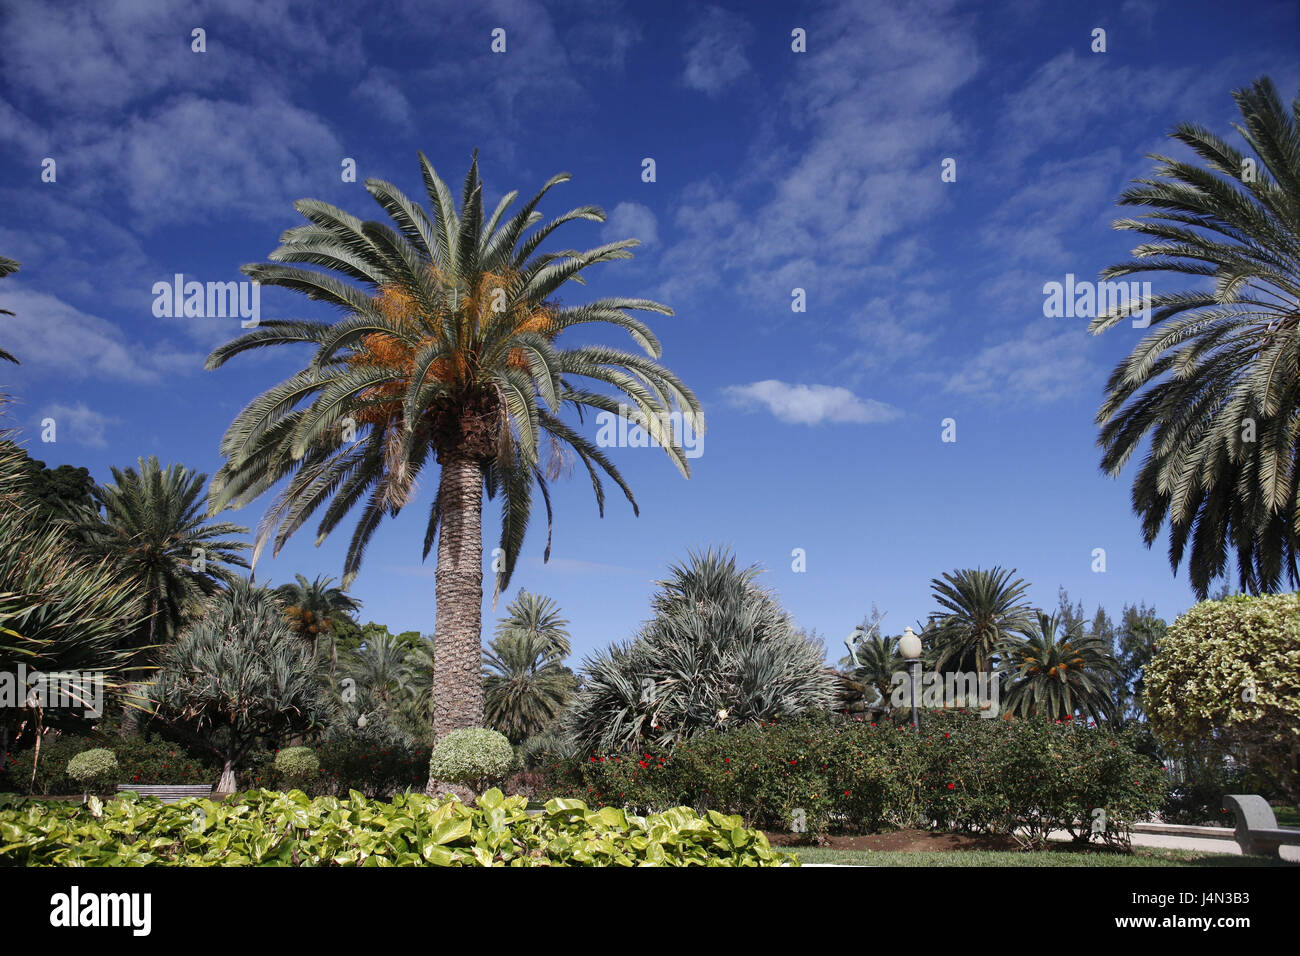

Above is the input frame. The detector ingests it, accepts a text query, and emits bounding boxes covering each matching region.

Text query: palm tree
[0,422,142,784]
[0,257,19,365]
[1089,77,1300,598]
[483,632,575,744]
[927,567,1033,675]
[1002,611,1121,722]
[273,573,361,673]
[842,626,903,714]
[204,152,703,756]
[82,456,250,653]
[494,589,571,658]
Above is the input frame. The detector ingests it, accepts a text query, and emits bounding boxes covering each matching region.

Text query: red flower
[789,759,797,765]
[947,783,955,790]
[844,790,850,796]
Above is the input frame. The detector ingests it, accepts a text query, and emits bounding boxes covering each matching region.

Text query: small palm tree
[1001,611,1121,722]
[1089,77,1300,598]
[273,573,361,672]
[494,589,571,658]
[483,632,575,744]
[205,152,703,756]
[0,257,19,365]
[927,567,1033,675]
[81,457,249,653]
[843,629,903,713]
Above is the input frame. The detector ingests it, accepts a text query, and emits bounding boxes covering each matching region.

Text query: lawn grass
[789,846,1288,867]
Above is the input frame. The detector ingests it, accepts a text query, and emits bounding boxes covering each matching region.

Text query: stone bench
[116,784,213,804]
[1222,794,1300,858]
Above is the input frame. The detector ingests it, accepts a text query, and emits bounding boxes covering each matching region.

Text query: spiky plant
[483,631,575,744]
[150,578,332,793]
[204,152,703,758]
[565,548,835,753]
[1001,611,1121,722]
[927,567,1034,675]
[842,630,903,713]
[0,419,142,783]
[1089,77,1300,598]
[80,457,249,653]
[0,257,19,365]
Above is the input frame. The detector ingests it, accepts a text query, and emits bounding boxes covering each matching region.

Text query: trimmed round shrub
[429,729,514,794]
[66,749,118,790]
[1146,592,1300,806]
[274,746,320,789]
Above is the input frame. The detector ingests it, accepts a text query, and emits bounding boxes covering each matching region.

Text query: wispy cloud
[37,402,121,448]
[602,201,658,245]
[681,6,754,96]
[724,380,901,425]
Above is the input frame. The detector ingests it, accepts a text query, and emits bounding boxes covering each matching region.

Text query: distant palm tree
[273,573,361,673]
[843,630,903,713]
[1002,611,1121,722]
[82,457,249,653]
[483,632,575,744]
[494,589,571,658]
[205,152,702,759]
[0,257,20,365]
[927,567,1033,675]
[1089,77,1300,598]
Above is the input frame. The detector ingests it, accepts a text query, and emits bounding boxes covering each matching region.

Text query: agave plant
[204,152,703,754]
[0,257,19,365]
[150,578,332,793]
[927,567,1034,675]
[1001,611,1121,722]
[1089,77,1300,598]
[80,457,250,652]
[565,548,835,752]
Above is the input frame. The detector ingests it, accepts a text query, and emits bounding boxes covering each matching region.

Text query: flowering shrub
[539,711,1165,847]
[5,734,217,796]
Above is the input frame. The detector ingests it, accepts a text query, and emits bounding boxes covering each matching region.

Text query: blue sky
[1,0,1296,665]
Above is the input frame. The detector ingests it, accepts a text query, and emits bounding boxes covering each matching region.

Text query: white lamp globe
[899,626,923,660]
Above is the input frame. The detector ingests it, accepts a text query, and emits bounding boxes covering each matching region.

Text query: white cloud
[352,70,413,126]
[682,6,754,96]
[942,323,1094,403]
[2,287,203,382]
[601,201,658,245]
[38,402,121,449]
[724,380,901,425]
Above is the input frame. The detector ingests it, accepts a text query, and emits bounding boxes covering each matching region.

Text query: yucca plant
[1090,77,1300,598]
[1001,611,1121,722]
[80,457,250,653]
[149,578,332,794]
[565,548,834,753]
[927,567,1034,675]
[0,257,19,365]
[204,152,703,761]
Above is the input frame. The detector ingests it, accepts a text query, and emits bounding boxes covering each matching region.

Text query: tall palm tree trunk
[426,453,485,798]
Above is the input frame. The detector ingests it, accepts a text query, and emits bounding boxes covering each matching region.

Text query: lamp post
[899,626,922,730]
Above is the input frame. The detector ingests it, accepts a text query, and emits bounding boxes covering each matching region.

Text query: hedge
[536,711,1166,849]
